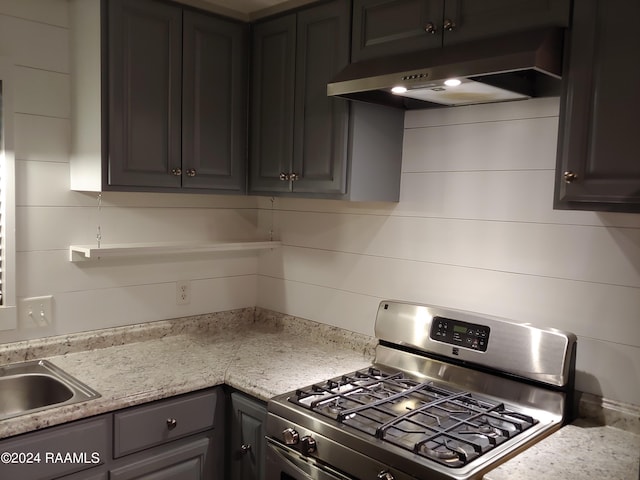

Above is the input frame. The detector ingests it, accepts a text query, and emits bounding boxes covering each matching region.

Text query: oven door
[265,438,354,480]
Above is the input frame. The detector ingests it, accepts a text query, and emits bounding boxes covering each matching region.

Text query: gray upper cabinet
[352,0,571,61]
[250,0,404,200]
[441,0,571,46]
[108,0,183,189]
[250,1,350,196]
[292,1,351,195]
[70,0,247,193]
[555,0,640,212]
[182,11,248,192]
[352,0,443,61]
[249,14,296,194]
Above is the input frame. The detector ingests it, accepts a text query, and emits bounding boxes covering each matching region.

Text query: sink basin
[0,360,100,421]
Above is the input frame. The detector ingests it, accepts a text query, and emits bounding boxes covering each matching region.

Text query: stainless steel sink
[0,360,100,421]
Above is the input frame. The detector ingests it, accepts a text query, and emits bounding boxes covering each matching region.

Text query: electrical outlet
[176,281,191,305]
[18,295,54,329]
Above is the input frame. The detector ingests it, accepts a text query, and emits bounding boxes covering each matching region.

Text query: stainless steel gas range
[265,301,577,480]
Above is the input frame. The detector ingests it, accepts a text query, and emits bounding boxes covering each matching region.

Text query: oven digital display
[453,325,467,334]
[430,316,490,352]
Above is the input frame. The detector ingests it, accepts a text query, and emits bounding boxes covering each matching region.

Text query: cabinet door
[292,0,350,194]
[442,0,571,46]
[352,0,443,62]
[555,0,640,211]
[182,11,248,192]
[0,416,109,480]
[110,438,211,480]
[108,0,183,188]
[249,15,296,193]
[229,393,267,480]
[59,469,107,480]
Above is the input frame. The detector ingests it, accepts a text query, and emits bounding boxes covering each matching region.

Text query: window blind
[0,83,4,305]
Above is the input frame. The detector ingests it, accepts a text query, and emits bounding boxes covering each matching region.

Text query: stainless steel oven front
[266,438,353,480]
[265,413,419,480]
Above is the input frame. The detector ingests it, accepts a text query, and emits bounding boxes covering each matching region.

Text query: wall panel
[257,97,640,405]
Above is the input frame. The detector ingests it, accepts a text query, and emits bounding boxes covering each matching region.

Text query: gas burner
[423,445,459,462]
[473,423,503,438]
[478,424,495,434]
[420,438,478,467]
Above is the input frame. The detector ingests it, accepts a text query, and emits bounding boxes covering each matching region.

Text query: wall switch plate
[176,281,190,305]
[18,295,54,329]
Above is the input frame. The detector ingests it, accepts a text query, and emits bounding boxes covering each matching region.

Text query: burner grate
[289,367,538,468]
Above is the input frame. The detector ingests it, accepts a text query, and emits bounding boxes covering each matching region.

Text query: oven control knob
[300,435,317,454]
[282,427,299,445]
[377,471,395,480]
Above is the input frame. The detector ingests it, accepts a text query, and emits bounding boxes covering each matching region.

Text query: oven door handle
[266,438,353,480]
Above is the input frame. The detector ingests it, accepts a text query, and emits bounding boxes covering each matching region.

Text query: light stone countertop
[1,308,639,480]
[484,419,640,480]
[0,309,375,440]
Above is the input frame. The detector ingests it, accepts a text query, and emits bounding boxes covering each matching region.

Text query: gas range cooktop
[266,301,577,480]
[289,367,538,469]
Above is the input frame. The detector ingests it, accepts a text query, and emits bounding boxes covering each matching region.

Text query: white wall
[0,0,261,343]
[257,97,640,406]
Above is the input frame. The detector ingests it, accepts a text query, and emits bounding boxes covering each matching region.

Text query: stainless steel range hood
[327,28,564,109]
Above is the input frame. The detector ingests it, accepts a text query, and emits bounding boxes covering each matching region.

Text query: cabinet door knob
[166,418,177,430]
[186,168,197,177]
[240,444,252,454]
[171,168,182,176]
[289,172,299,181]
[424,22,437,34]
[279,172,290,181]
[563,171,578,183]
[443,19,456,31]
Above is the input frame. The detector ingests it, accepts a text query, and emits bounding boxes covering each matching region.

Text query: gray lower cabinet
[109,437,213,480]
[113,389,219,458]
[0,389,224,480]
[0,416,109,480]
[554,0,640,212]
[59,471,108,480]
[228,392,267,480]
[250,0,404,200]
[352,0,571,62]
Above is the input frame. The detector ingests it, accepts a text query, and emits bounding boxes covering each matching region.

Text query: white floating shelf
[69,241,281,262]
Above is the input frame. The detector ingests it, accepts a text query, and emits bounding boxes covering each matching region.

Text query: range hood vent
[328,28,564,109]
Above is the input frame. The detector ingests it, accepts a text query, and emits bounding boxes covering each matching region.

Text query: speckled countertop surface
[1,308,638,480]
[484,419,640,480]
[0,308,375,440]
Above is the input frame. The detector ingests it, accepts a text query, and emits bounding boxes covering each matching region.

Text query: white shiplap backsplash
[1,0,260,343]
[1,0,639,407]
[257,98,640,406]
